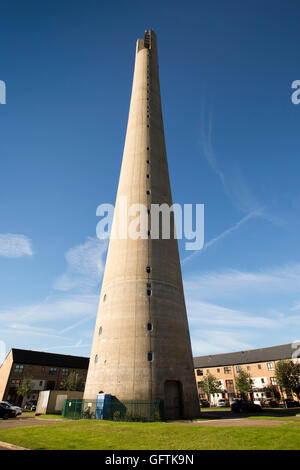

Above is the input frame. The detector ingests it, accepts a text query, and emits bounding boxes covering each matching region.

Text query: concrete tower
[84,30,200,419]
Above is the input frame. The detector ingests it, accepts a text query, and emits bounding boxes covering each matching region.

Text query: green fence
[62,398,164,422]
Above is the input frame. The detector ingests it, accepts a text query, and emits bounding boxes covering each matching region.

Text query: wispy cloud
[53,237,107,292]
[183,210,262,264]
[199,107,261,214]
[184,262,300,301]
[0,233,33,258]
[185,262,300,355]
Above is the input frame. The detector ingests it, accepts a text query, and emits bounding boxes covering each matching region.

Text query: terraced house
[0,349,89,406]
[193,343,299,405]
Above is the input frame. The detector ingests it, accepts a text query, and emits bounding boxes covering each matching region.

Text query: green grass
[205,407,231,411]
[35,414,64,420]
[0,419,300,450]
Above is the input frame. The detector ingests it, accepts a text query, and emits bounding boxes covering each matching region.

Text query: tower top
[137,29,157,53]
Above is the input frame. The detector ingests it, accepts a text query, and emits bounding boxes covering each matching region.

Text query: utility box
[36,390,84,415]
[95,393,112,419]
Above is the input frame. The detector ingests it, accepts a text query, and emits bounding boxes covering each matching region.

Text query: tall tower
[84,30,200,419]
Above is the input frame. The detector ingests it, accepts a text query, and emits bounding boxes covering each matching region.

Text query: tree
[199,374,223,401]
[60,372,84,391]
[275,360,300,398]
[235,369,253,400]
[17,377,33,402]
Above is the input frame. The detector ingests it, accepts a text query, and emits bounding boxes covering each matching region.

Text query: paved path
[0,415,66,430]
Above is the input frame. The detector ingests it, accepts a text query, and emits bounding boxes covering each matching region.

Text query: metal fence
[62,398,164,422]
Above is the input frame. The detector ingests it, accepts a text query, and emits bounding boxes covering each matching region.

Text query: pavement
[0,415,66,430]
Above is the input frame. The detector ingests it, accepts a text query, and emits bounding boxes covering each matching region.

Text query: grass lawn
[0,419,299,450]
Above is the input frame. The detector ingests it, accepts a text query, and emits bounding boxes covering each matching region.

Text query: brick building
[0,349,89,406]
[193,343,298,405]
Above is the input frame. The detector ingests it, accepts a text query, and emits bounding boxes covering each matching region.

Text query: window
[247,366,251,371]
[103,294,107,302]
[39,381,43,386]
[14,364,24,374]
[197,382,202,389]
[146,190,151,195]
[217,368,220,373]
[49,368,57,376]
[147,352,153,361]
[261,378,265,384]
[147,289,152,296]
[146,266,151,273]
[99,326,103,335]
[197,369,203,376]
[147,147,150,150]
[95,355,98,364]
[236,366,241,372]
[270,377,277,385]
[206,369,210,375]
[267,362,274,370]
[146,174,150,178]
[258,364,262,369]
[146,160,150,164]
[11,379,20,386]
[224,367,231,374]
[147,323,152,331]
[62,369,69,376]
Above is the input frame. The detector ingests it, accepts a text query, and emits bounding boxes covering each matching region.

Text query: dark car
[231,399,262,413]
[279,399,300,408]
[23,400,37,412]
[0,403,17,420]
[199,399,210,408]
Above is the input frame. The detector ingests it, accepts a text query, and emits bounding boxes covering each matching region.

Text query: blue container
[95,393,112,419]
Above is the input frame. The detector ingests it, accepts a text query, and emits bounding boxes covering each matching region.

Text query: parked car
[0,403,17,420]
[231,399,262,413]
[279,399,300,408]
[216,399,229,407]
[23,400,37,412]
[199,399,210,408]
[0,401,22,416]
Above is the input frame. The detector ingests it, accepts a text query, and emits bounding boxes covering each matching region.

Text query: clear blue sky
[1,0,300,361]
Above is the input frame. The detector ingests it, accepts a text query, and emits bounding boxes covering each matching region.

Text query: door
[164,380,183,420]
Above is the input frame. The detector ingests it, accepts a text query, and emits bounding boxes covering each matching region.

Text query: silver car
[0,401,22,416]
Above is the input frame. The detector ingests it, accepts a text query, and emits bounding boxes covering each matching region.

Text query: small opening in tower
[95,354,98,364]
[147,352,153,361]
[146,174,150,179]
[103,294,107,302]
[146,266,151,273]
[147,230,151,236]
[147,124,150,128]
[147,147,150,150]
[147,209,150,214]
[147,322,153,331]
[147,289,152,296]
[146,190,151,195]
[99,326,102,335]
